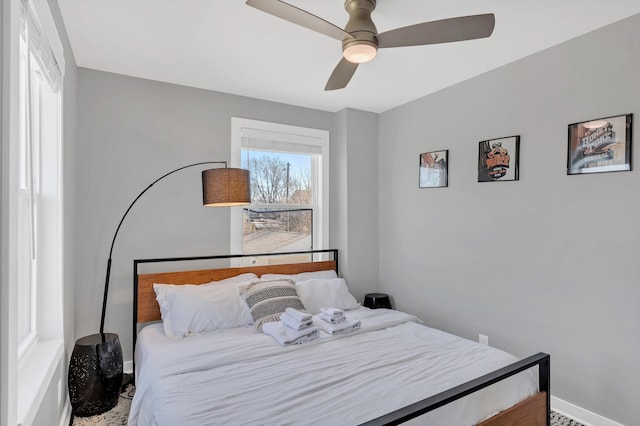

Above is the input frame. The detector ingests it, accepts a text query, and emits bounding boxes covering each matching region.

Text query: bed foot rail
[361,352,550,426]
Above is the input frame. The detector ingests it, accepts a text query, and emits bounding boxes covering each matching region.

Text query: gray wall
[332,108,379,301]
[75,70,346,362]
[331,110,349,282]
[378,14,640,425]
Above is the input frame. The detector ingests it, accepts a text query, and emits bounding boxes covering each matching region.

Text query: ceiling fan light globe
[343,43,377,63]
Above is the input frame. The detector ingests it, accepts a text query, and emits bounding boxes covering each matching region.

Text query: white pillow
[202,272,259,292]
[295,278,359,315]
[154,273,256,318]
[261,269,338,282]
[153,274,256,339]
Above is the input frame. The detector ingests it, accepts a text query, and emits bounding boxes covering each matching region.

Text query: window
[2,0,66,423]
[231,118,329,256]
[17,0,64,361]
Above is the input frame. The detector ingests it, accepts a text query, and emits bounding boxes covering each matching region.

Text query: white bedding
[129,308,537,425]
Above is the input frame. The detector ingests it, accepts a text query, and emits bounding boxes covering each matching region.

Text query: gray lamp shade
[202,168,250,206]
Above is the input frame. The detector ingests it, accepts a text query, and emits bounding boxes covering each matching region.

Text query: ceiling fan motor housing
[342,0,378,57]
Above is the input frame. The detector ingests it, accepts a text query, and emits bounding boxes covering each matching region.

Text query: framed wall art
[419,150,448,188]
[567,114,632,175]
[478,135,520,182]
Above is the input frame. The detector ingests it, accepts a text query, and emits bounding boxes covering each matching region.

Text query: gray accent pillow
[244,279,306,331]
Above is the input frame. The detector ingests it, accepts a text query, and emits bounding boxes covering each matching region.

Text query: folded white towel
[263,321,319,346]
[318,312,345,324]
[313,316,361,335]
[280,312,313,330]
[320,307,344,318]
[285,307,312,322]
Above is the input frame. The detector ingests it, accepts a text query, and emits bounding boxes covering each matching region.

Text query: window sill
[17,338,64,426]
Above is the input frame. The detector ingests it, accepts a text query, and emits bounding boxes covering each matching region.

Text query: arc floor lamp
[68,161,250,417]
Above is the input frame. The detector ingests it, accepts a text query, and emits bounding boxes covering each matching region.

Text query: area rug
[71,383,134,426]
[550,411,586,426]
[72,384,584,426]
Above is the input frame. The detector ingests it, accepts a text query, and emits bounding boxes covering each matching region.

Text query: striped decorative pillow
[244,279,306,331]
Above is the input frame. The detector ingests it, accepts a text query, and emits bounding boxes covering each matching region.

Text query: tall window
[17,0,64,359]
[3,2,66,423]
[231,118,329,255]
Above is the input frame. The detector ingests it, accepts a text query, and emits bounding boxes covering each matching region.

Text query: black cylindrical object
[68,333,123,417]
[363,293,392,309]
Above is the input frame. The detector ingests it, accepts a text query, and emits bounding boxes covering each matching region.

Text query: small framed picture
[478,135,520,182]
[567,114,632,175]
[419,150,448,188]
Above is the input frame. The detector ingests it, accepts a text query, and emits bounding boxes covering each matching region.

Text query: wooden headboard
[131,250,338,376]
[134,249,337,322]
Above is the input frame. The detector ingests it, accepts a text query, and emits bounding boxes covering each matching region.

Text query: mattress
[129,308,537,425]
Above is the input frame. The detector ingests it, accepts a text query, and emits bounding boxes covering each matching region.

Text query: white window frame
[230,117,330,255]
[2,0,65,424]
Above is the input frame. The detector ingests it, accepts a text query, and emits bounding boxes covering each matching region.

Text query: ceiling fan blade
[325,58,359,91]
[246,0,353,41]
[377,13,495,48]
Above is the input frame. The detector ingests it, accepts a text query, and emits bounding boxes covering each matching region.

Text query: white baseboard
[551,396,624,426]
[59,397,71,426]
[124,360,133,374]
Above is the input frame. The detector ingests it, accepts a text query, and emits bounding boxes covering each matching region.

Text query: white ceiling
[57,0,640,113]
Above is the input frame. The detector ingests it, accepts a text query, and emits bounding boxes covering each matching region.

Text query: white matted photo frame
[478,135,520,182]
[567,114,632,175]
[419,150,448,188]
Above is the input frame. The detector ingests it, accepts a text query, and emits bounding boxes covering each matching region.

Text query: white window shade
[241,136,323,155]
[20,0,65,91]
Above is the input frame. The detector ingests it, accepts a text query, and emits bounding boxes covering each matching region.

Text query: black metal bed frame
[132,249,550,426]
[132,249,339,357]
[363,352,550,425]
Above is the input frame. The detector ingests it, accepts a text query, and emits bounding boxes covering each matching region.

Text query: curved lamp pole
[69,161,250,417]
[99,161,250,333]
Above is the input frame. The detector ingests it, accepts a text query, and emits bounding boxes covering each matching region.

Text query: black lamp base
[68,333,123,417]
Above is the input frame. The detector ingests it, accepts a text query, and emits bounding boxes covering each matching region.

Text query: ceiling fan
[246,0,495,90]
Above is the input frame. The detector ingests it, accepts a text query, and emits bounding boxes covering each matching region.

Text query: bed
[130,249,550,426]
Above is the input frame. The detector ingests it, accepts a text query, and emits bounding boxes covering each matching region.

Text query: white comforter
[129,308,537,425]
